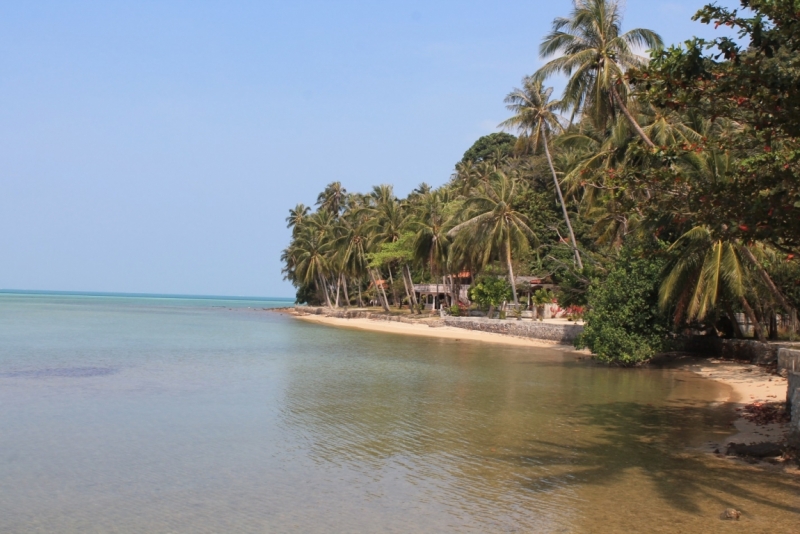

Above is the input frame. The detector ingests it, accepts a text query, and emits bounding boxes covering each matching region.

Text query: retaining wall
[442,317,583,343]
[776,348,800,432]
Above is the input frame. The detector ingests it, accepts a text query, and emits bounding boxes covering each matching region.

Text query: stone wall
[674,337,793,365]
[776,348,800,432]
[442,317,583,343]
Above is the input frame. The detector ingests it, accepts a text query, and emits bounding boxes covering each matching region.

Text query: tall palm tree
[286,203,311,237]
[500,77,583,269]
[535,0,663,148]
[448,172,536,306]
[316,182,347,217]
[292,225,333,308]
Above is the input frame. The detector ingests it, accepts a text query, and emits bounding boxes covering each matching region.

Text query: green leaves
[468,276,513,309]
[576,245,670,365]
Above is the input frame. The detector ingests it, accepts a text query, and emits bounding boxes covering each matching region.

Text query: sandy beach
[682,359,789,447]
[294,313,576,349]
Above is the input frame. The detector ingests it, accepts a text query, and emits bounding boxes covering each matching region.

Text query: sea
[0,291,797,533]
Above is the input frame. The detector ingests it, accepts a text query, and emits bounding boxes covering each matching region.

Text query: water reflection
[281,330,800,532]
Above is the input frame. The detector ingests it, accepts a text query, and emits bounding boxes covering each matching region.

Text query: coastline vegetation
[282,0,800,364]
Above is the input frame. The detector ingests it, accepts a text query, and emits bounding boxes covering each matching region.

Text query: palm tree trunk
[357,280,364,308]
[403,264,419,312]
[739,246,797,323]
[334,274,341,308]
[724,301,745,339]
[505,240,519,306]
[610,83,656,149]
[369,268,391,312]
[341,273,350,307]
[317,272,332,308]
[387,266,400,309]
[740,296,765,341]
[399,267,413,311]
[541,127,583,270]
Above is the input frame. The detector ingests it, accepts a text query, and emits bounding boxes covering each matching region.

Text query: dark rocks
[725,441,784,459]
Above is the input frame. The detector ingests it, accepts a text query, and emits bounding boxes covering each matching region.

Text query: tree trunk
[341,273,350,308]
[387,266,400,309]
[334,274,341,308]
[403,265,418,311]
[724,302,745,339]
[541,127,583,270]
[317,272,332,308]
[740,246,797,324]
[368,269,390,312]
[505,240,519,306]
[610,83,656,149]
[740,296,765,341]
[357,280,364,308]
[399,267,413,311]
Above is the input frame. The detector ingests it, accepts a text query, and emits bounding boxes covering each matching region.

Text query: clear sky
[1,0,740,298]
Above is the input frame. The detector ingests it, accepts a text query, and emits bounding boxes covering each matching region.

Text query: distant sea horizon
[0,288,295,302]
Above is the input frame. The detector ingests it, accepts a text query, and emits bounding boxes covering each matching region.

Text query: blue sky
[0,0,740,298]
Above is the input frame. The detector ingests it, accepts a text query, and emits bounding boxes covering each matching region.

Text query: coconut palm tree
[292,225,333,308]
[448,172,536,306]
[500,77,583,269]
[286,203,311,236]
[659,226,765,339]
[316,182,347,217]
[535,0,663,148]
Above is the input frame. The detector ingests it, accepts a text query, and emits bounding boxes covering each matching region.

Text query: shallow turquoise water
[1,293,797,533]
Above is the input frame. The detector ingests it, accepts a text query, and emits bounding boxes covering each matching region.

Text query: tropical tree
[534,0,663,147]
[448,172,536,306]
[500,77,583,269]
[316,182,347,217]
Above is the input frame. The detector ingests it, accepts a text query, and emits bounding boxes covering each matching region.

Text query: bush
[468,276,513,312]
[449,304,461,316]
[575,246,670,365]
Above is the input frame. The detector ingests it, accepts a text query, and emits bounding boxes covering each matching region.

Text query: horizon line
[0,289,295,301]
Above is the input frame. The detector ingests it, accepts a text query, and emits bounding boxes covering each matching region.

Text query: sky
[0,0,742,298]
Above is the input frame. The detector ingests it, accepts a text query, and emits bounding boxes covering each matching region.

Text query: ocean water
[0,292,798,533]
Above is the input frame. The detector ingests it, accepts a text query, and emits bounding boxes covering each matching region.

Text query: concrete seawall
[442,317,583,343]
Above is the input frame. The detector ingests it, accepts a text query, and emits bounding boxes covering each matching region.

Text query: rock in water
[720,508,741,520]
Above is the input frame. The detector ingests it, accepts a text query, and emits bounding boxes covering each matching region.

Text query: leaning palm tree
[534,0,663,147]
[500,77,583,269]
[659,226,765,339]
[448,172,536,306]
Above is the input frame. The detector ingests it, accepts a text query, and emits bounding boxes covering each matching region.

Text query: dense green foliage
[468,276,513,312]
[461,133,517,164]
[282,0,800,364]
[576,247,670,365]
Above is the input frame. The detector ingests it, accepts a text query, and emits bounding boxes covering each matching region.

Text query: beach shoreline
[293,312,577,350]
[284,307,795,464]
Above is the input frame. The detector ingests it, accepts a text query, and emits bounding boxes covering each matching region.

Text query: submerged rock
[720,508,741,520]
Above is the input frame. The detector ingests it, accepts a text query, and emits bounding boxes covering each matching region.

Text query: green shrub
[468,276,513,312]
[575,246,670,365]
[449,304,461,316]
